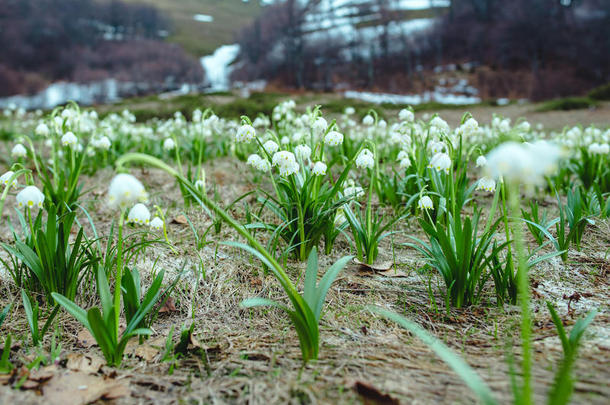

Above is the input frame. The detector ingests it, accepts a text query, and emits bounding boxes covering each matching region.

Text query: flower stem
[114,211,125,340]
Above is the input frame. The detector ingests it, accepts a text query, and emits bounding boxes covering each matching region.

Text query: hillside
[113,0,264,56]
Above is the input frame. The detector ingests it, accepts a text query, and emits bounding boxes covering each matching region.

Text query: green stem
[290,175,307,261]
[508,184,532,405]
[114,212,125,340]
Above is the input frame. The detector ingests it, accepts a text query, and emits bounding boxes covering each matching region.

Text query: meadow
[0,99,608,404]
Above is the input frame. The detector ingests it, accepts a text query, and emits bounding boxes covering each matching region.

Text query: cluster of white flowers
[61,132,78,148]
[311,161,327,176]
[399,108,414,122]
[294,144,312,161]
[91,136,111,150]
[0,171,18,188]
[397,150,411,169]
[588,142,609,154]
[272,151,299,176]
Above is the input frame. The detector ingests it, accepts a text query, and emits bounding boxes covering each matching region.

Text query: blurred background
[1,0,609,111]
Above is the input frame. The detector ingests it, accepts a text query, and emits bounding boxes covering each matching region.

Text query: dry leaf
[134,345,160,362]
[77,328,96,348]
[354,381,400,405]
[159,297,177,313]
[171,215,188,225]
[354,258,394,272]
[66,353,104,374]
[42,371,128,405]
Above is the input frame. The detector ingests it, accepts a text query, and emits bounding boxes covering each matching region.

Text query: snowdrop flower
[418,195,433,210]
[35,123,50,137]
[295,144,312,161]
[430,116,450,133]
[344,185,365,199]
[459,118,478,136]
[127,203,151,225]
[262,140,279,155]
[11,144,27,158]
[484,141,560,186]
[397,150,409,161]
[272,151,299,176]
[476,177,496,193]
[429,141,446,154]
[324,131,344,146]
[362,114,374,126]
[518,121,531,132]
[247,154,262,167]
[247,154,271,173]
[94,136,111,150]
[344,107,355,115]
[356,148,375,169]
[0,171,17,188]
[312,161,327,176]
[476,156,487,167]
[334,208,347,227]
[61,132,78,148]
[235,124,256,143]
[313,117,328,134]
[195,179,206,190]
[428,152,452,174]
[588,143,609,154]
[163,138,175,150]
[108,174,148,210]
[378,119,387,129]
[399,157,411,169]
[16,185,44,209]
[150,216,164,230]
[399,108,414,122]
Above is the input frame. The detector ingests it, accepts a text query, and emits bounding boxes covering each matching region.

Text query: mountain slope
[113,0,263,56]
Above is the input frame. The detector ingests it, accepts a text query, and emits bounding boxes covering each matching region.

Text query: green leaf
[313,255,353,320]
[370,307,498,405]
[303,248,319,310]
[51,293,90,330]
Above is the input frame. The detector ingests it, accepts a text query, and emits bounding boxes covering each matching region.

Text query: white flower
[312,161,327,176]
[399,109,414,122]
[0,171,18,188]
[334,208,347,226]
[294,144,312,161]
[588,143,609,154]
[459,118,478,136]
[247,154,271,172]
[324,131,344,146]
[429,141,446,154]
[356,148,375,169]
[127,203,151,225]
[108,174,148,210]
[344,186,364,199]
[399,157,411,169]
[247,154,262,166]
[344,107,355,115]
[484,141,561,186]
[428,152,452,174]
[195,179,206,190]
[11,144,27,158]
[272,151,299,176]
[262,140,279,155]
[16,185,44,209]
[476,177,496,193]
[313,117,328,134]
[61,132,78,148]
[430,116,450,133]
[362,115,374,126]
[163,138,175,150]
[378,119,387,129]
[92,136,111,150]
[397,150,409,161]
[235,124,256,143]
[35,123,50,137]
[418,196,433,210]
[150,216,164,230]
[476,156,487,167]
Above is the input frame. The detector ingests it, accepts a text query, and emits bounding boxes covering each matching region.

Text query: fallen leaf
[42,371,128,405]
[353,259,408,278]
[66,353,104,374]
[77,328,96,348]
[159,297,177,313]
[171,215,188,225]
[354,258,393,272]
[353,381,400,405]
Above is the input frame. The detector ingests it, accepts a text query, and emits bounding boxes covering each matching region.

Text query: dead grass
[0,158,608,404]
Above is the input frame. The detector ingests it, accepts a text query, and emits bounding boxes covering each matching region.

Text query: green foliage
[52,265,165,366]
[536,97,597,112]
[587,82,610,101]
[521,200,557,246]
[407,209,508,308]
[21,290,60,346]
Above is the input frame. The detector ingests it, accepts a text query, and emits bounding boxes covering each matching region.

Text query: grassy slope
[113,0,263,56]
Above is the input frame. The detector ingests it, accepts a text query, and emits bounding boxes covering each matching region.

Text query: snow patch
[344,90,481,105]
[193,14,214,23]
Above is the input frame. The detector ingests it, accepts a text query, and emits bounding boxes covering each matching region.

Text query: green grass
[109,0,263,56]
[536,97,598,112]
[588,83,610,101]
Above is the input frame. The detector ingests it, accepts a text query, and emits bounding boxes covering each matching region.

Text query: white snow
[193,14,214,23]
[200,44,241,92]
[344,90,481,105]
